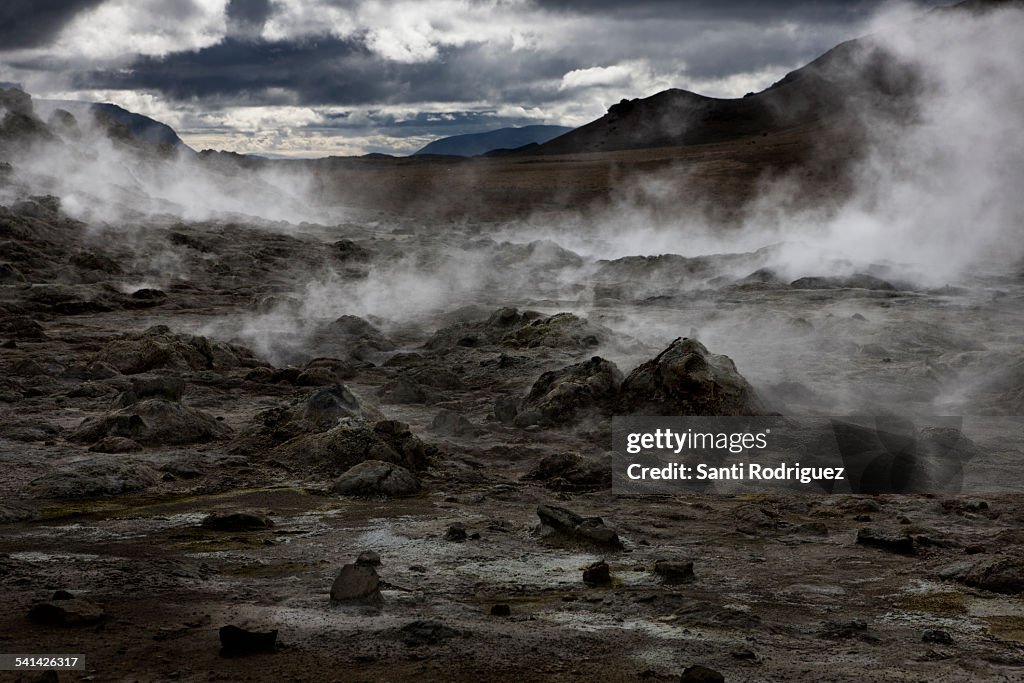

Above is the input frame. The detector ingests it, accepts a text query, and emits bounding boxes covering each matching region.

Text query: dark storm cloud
[0,0,105,50]
[74,37,578,107]
[534,0,895,21]
[226,0,272,39]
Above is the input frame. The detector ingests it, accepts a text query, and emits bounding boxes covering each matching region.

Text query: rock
[514,356,623,427]
[923,629,954,644]
[523,451,611,492]
[273,419,436,476]
[355,550,381,567]
[0,315,46,339]
[112,376,186,407]
[619,338,764,416]
[299,384,369,429]
[537,504,623,549]
[583,559,612,585]
[28,460,160,498]
[70,399,231,446]
[218,625,278,655]
[201,512,274,531]
[856,527,916,556]
[654,559,695,584]
[333,460,420,497]
[330,563,383,605]
[445,523,468,542]
[396,620,459,647]
[494,396,519,424]
[378,376,440,405]
[490,604,511,617]
[962,556,1024,594]
[500,312,606,349]
[88,436,143,453]
[0,262,25,282]
[27,598,105,626]
[430,409,478,437]
[680,665,725,683]
[819,619,879,642]
[93,326,265,375]
[790,274,896,290]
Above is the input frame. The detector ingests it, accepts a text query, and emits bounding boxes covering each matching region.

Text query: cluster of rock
[508,337,765,428]
[233,383,436,494]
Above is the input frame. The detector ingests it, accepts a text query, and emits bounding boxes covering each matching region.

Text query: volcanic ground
[2,180,1024,683]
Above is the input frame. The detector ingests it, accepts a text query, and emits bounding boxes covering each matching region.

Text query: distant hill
[530,31,920,156]
[33,98,190,151]
[413,125,572,157]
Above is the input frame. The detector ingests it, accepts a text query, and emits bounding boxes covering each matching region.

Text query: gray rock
[537,504,622,549]
[333,460,420,497]
[28,460,160,498]
[619,338,764,416]
[856,527,916,555]
[430,409,478,437]
[70,398,231,446]
[330,563,383,604]
[962,556,1024,594]
[515,356,623,428]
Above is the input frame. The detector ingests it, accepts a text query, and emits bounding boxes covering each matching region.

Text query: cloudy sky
[0,0,943,157]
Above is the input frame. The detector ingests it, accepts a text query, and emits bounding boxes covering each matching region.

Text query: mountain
[529,33,920,156]
[412,125,572,157]
[31,99,190,151]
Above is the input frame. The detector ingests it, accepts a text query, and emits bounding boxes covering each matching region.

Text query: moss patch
[897,590,968,616]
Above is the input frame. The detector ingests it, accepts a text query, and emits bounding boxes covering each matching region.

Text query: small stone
[201,512,274,531]
[397,620,459,647]
[355,550,381,567]
[856,527,915,555]
[445,523,468,542]
[218,625,277,655]
[583,560,611,586]
[490,604,511,617]
[680,664,725,683]
[654,559,695,584]
[52,590,74,601]
[922,629,954,645]
[27,598,105,626]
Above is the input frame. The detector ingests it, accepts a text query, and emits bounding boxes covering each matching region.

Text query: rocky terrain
[2,2,1024,679]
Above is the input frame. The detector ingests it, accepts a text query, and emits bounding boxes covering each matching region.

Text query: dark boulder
[962,556,1024,594]
[70,398,231,446]
[537,504,622,549]
[583,559,612,585]
[515,356,623,428]
[333,460,420,497]
[330,563,383,605]
[219,625,278,655]
[618,338,764,416]
[202,512,274,531]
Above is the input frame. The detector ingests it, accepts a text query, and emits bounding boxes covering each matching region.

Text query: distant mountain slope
[413,125,572,157]
[34,98,190,150]
[531,31,920,156]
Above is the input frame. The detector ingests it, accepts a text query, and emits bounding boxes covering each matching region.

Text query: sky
[0,0,945,157]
